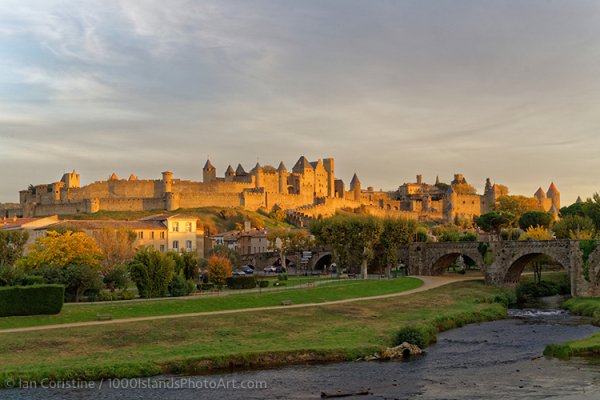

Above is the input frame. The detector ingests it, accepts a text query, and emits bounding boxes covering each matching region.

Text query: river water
[4,296,600,400]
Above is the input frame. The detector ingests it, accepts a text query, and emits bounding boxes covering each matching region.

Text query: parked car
[232,270,246,276]
[242,266,254,274]
[275,266,287,273]
[263,266,277,273]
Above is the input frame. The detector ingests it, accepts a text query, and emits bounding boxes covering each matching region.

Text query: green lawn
[0,281,508,386]
[544,297,600,358]
[0,277,422,330]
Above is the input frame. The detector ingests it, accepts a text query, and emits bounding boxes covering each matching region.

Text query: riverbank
[544,297,600,358]
[0,281,510,388]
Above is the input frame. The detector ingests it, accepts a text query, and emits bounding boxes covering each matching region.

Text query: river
[4,296,600,399]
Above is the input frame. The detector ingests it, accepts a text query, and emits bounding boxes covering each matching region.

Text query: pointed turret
[277,162,287,172]
[128,174,137,181]
[534,187,546,199]
[547,182,559,197]
[203,159,215,171]
[292,156,313,173]
[435,175,440,185]
[225,165,235,176]
[576,196,583,204]
[109,172,118,180]
[250,162,262,173]
[235,163,247,176]
[485,178,492,193]
[350,173,360,188]
[203,159,216,183]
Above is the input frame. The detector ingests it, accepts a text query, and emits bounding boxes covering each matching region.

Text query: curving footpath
[0,275,478,335]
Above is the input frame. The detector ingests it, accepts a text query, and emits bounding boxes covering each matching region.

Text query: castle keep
[11,156,559,225]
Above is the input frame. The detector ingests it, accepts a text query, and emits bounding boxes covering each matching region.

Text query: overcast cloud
[1,0,600,203]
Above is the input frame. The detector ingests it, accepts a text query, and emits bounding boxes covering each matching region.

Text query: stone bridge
[400,240,600,297]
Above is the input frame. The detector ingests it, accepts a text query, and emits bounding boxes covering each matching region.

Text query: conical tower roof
[576,196,583,204]
[225,165,235,175]
[547,182,559,196]
[203,159,215,170]
[250,162,262,173]
[435,175,440,185]
[235,164,246,175]
[534,187,546,199]
[277,161,287,172]
[109,172,118,180]
[350,173,360,186]
[292,156,313,172]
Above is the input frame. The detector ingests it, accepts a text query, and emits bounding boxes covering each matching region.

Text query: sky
[1,0,600,204]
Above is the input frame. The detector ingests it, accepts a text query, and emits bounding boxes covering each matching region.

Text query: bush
[0,284,64,316]
[459,232,478,242]
[257,280,269,288]
[277,274,288,281]
[103,264,129,292]
[516,280,570,302]
[168,273,196,297]
[32,264,103,302]
[128,248,175,298]
[395,325,437,348]
[199,282,214,291]
[0,264,44,286]
[226,276,257,289]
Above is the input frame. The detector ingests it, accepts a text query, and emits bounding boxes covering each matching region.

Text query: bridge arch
[424,243,485,275]
[313,252,333,271]
[502,244,570,285]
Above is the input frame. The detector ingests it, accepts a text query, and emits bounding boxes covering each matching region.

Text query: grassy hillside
[62,207,296,233]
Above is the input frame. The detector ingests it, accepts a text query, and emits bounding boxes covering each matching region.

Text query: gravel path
[0,275,477,334]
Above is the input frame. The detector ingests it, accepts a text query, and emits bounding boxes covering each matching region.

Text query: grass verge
[544,297,600,359]
[0,281,509,387]
[0,278,422,330]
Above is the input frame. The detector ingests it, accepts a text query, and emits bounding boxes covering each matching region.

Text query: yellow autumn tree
[19,230,103,270]
[207,255,232,287]
[521,225,554,241]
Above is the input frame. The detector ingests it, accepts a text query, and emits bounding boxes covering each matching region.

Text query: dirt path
[0,275,477,334]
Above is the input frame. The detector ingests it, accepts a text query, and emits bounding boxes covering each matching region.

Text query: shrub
[0,264,44,286]
[102,264,129,292]
[257,280,269,288]
[199,282,215,291]
[277,274,288,281]
[395,325,437,348]
[516,280,570,302]
[207,255,232,286]
[168,273,196,297]
[128,248,175,298]
[459,232,478,242]
[226,276,257,290]
[0,284,64,316]
[32,264,102,302]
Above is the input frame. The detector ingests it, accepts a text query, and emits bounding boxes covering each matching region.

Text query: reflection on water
[3,298,600,400]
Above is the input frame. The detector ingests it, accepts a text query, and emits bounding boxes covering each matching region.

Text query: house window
[186,240,192,250]
[173,240,179,250]
[151,231,155,239]
[186,222,192,232]
[248,246,251,254]
[173,222,179,232]
[160,244,165,252]
[160,231,165,239]
[138,231,144,239]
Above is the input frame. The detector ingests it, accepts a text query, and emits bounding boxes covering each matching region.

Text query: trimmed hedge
[226,276,256,290]
[0,284,64,317]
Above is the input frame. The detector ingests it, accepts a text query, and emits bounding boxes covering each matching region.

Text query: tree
[35,264,102,302]
[208,244,241,269]
[0,230,29,266]
[552,215,596,240]
[92,228,136,269]
[102,264,129,292]
[452,183,477,195]
[169,251,200,281]
[267,229,310,270]
[560,194,600,231]
[521,226,554,241]
[519,211,554,230]
[19,231,102,270]
[475,211,515,238]
[128,248,175,298]
[496,195,540,219]
[310,216,353,273]
[207,255,232,287]
[376,218,418,277]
